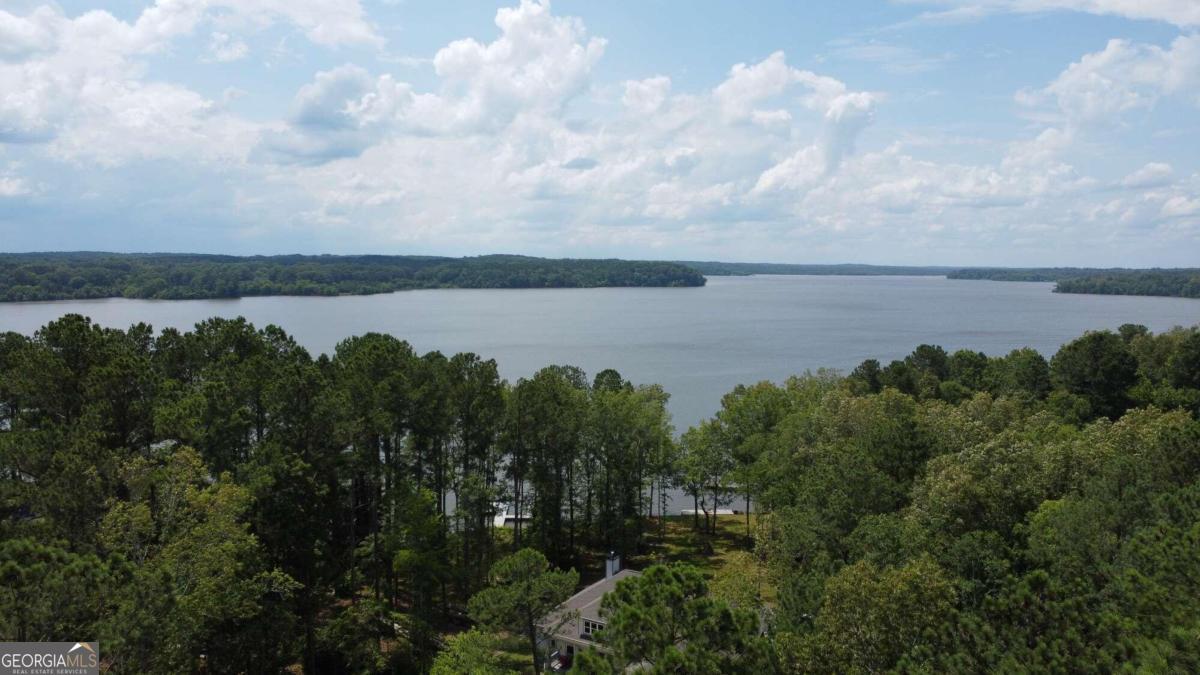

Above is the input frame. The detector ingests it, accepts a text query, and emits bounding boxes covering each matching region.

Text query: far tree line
[949,266,1200,298]
[4,253,1199,302]
[0,253,705,302]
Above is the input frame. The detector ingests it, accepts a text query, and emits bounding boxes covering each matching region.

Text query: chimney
[605,550,620,578]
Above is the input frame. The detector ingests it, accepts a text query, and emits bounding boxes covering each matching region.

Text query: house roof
[542,569,640,637]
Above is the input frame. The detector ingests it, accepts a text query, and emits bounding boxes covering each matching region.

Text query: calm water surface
[2,275,1198,429]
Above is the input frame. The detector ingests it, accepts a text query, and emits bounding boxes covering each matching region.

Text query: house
[490,502,532,529]
[540,552,638,671]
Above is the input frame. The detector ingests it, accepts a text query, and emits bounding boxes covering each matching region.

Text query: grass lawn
[493,632,536,674]
[635,513,777,606]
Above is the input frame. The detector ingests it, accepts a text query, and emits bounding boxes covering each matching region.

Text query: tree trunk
[745,491,752,541]
[527,611,541,673]
[303,612,315,674]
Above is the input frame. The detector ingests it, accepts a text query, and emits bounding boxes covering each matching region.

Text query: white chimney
[605,550,620,578]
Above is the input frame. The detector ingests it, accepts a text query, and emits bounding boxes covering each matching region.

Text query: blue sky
[1,1,1197,266]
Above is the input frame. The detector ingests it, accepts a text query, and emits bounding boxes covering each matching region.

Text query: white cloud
[1016,34,1200,125]
[896,1,1200,28]
[1161,194,1200,218]
[825,39,952,74]
[623,76,671,114]
[429,0,606,129]
[707,51,879,195]
[0,173,32,197]
[1121,162,1173,188]
[0,1,382,161]
[2,0,1196,263]
[260,0,609,163]
[0,6,59,62]
[206,32,248,62]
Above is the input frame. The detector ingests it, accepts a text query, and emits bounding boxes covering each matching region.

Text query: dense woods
[0,253,705,302]
[5,253,1200,303]
[3,316,1200,673]
[946,267,1118,282]
[1055,270,1200,298]
[950,267,1200,298]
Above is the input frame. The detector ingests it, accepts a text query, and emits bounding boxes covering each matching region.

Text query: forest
[0,253,705,302]
[950,267,1200,298]
[1055,271,1200,299]
[2,316,1200,673]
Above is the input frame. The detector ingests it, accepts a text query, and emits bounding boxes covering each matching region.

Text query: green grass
[636,514,776,605]
[493,632,535,674]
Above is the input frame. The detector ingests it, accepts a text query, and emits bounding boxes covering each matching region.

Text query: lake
[3,275,1198,429]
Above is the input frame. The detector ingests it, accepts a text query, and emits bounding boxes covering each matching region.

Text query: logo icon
[0,642,100,675]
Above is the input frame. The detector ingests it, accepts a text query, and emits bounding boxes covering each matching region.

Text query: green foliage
[947,266,1200,299]
[595,563,775,674]
[430,628,516,675]
[0,253,705,301]
[784,556,957,674]
[5,312,1200,674]
[1055,270,1200,298]
[1051,330,1139,419]
[468,548,578,672]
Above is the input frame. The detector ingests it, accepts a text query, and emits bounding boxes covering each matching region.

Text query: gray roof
[542,569,640,638]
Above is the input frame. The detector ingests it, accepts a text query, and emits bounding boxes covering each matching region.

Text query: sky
[0,1,1198,266]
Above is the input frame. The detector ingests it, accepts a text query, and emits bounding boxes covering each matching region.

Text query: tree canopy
[0,253,705,302]
[3,316,1200,673]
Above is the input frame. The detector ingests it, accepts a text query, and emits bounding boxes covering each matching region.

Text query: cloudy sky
[1,0,1198,265]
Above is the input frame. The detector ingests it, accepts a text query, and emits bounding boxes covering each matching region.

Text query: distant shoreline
[1,252,1197,302]
[0,252,705,302]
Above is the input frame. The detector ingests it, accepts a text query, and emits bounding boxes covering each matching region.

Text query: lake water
[2,275,1199,430]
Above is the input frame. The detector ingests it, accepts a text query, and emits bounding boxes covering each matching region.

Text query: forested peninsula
[3,316,1200,673]
[949,267,1200,298]
[0,252,705,302]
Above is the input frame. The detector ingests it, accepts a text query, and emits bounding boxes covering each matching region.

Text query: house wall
[546,633,605,656]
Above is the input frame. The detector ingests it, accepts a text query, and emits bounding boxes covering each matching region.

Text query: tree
[101,449,300,673]
[1051,331,1138,419]
[989,347,1051,400]
[716,382,790,539]
[468,548,579,673]
[447,352,504,592]
[678,421,733,539]
[801,556,957,674]
[595,563,774,674]
[1168,330,1200,391]
[431,629,516,675]
[709,551,765,613]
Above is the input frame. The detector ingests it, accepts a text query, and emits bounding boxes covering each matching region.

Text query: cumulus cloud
[623,76,671,114]
[218,3,1196,259]
[0,6,59,62]
[2,0,1196,263]
[1161,194,1200,218]
[1121,162,1173,188]
[0,1,381,160]
[712,52,879,194]
[429,0,606,129]
[256,65,410,164]
[259,0,607,163]
[1018,34,1200,123]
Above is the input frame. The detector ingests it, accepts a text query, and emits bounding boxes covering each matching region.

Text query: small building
[490,502,532,529]
[540,552,638,671]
